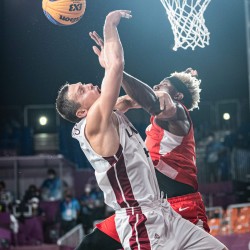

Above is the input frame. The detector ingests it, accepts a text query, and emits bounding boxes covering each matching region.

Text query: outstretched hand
[89,31,106,68]
[89,10,132,69]
[105,10,132,26]
[185,68,198,78]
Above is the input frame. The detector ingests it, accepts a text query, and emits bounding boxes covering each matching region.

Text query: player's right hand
[105,10,132,26]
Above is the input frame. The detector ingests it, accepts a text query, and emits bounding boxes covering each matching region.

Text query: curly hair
[55,83,81,123]
[168,69,201,111]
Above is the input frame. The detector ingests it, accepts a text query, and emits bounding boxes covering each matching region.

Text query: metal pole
[14,159,19,200]
[244,0,250,111]
[24,107,28,127]
[59,158,63,197]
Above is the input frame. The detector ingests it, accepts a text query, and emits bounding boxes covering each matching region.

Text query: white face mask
[32,203,38,209]
[207,136,214,143]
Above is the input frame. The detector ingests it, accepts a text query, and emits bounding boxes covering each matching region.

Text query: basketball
[42,0,86,26]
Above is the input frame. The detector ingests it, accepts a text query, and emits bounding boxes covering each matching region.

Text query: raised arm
[98,11,131,118]
[87,11,132,130]
[89,31,161,116]
[84,11,132,156]
[122,72,162,115]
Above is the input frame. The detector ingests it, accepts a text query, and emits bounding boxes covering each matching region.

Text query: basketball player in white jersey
[56,10,227,250]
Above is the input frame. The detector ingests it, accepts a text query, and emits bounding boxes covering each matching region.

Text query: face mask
[89,204,94,209]
[49,175,55,179]
[32,203,38,209]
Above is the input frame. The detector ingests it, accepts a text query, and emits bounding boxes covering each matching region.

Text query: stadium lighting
[223,113,230,121]
[39,116,48,126]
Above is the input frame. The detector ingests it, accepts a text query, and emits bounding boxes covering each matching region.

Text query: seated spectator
[40,169,65,201]
[59,190,80,236]
[13,197,45,246]
[28,197,45,218]
[12,200,32,226]
[218,146,230,181]
[23,185,41,203]
[0,181,14,212]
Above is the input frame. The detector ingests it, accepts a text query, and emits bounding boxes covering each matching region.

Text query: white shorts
[115,202,226,250]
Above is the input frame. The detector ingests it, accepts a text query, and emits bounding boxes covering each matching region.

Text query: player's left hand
[89,31,106,68]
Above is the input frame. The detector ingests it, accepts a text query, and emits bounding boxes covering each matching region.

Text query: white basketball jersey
[72,111,160,211]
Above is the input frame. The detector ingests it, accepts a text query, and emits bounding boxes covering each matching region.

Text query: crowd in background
[0,168,107,246]
[1,116,250,163]
[1,115,250,184]
[0,113,250,247]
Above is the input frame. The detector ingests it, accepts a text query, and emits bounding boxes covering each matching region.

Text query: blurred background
[1,0,250,249]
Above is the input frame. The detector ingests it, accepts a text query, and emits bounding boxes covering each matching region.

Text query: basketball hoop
[160,0,211,50]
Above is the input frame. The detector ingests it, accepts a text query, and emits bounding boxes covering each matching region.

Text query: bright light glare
[39,116,48,126]
[223,113,230,120]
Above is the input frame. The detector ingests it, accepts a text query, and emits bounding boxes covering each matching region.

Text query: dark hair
[208,132,215,137]
[0,181,5,189]
[47,169,56,175]
[55,83,81,123]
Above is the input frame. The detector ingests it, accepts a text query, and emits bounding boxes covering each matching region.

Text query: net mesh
[160,0,211,50]
[57,224,84,248]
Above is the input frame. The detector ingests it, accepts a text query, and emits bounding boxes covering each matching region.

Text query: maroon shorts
[95,192,210,243]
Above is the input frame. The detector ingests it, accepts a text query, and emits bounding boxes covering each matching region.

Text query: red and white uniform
[145,105,197,190]
[145,103,209,232]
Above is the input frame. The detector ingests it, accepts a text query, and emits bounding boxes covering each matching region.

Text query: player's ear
[174,92,184,100]
[76,108,87,119]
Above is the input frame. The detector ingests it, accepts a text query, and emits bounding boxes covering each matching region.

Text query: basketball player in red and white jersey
[120,68,209,232]
[72,31,226,250]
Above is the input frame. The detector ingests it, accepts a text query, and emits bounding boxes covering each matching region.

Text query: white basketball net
[160,0,211,50]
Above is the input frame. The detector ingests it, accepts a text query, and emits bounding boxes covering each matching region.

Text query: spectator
[40,169,64,201]
[23,185,41,203]
[205,133,225,182]
[28,197,45,218]
[59,190,80,236]
[12,198,45,245]
[78,184,96,234]
[0,181,14,211]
